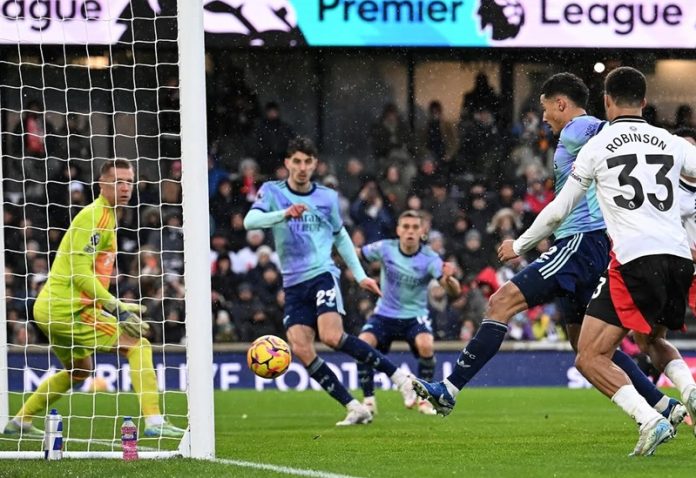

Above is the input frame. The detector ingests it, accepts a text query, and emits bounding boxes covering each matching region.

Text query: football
[247,335,292,379]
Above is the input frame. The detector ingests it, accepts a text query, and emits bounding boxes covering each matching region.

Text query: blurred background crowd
[4,66,696,348]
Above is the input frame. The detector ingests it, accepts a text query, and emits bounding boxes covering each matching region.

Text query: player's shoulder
[260,180,285,192]
[71,197,110,227]
[560,115,604,146]
[419,245,441,259]
[314,183,338,198]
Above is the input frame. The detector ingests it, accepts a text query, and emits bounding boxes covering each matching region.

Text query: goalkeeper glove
[103,299,150,338]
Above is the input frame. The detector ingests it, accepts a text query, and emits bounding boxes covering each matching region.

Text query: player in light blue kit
[244,136,415,426]
[357,210,460,416]
[414,73,686,426]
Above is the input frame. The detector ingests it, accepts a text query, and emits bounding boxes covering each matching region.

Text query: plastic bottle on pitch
[121,416,138,461]
[43,408,63,460]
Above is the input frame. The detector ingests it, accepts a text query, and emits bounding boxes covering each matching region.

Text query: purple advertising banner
[10,350,592,392]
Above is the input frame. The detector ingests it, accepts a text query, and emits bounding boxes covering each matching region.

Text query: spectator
[410,157,439,200]
[232,158,262,207]
[422,100,457,164]
[232,229,266,274]
[457,229,488,280]
[379,164,408,213]
[524,177,554,216]
[456,106,504,183]
[208,153,229,197]
[674,104,694,130]
[429,282,460,340]
[460,73,500,121]
[369,103,412,166]
[230,282,266,342]
[252,101,295,176]
[341,157,365,201]
[350,179,394,243]
[423,177,459,236]
[210,179,241,232]
[323,175,353,227]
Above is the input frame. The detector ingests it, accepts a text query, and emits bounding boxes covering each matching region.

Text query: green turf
[0,388,695,477]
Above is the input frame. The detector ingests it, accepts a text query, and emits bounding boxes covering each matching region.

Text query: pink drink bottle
[121,416,138,461]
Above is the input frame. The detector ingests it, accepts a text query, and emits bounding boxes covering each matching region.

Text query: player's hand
[104,299,150,337]
[442,262,456,278]
[498,239,519,263]
[284,204,308,219]
[120,313,151,338]
[359,278,382,297]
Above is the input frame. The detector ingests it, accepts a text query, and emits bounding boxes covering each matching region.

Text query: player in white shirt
[675,128,696,316]
[498,67,696,456]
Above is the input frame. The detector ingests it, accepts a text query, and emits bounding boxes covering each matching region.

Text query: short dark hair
[674,127,696,142]
[286,136,318,158]
[605,67,646,107]
[100,159,133,176]
[541,73,589,109]
[398,210,423,222]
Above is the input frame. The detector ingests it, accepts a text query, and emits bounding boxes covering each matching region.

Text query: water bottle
[121,416,138,461]
[43,409,63,460]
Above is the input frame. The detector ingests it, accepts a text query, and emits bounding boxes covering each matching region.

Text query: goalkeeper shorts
[33,307,121,366]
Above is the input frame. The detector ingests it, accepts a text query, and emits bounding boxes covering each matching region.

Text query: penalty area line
[214,458,364,478]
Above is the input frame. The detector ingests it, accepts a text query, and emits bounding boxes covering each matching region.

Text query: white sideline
[84,438,365,477]
[213,458,364,478]
[1,438,363,477]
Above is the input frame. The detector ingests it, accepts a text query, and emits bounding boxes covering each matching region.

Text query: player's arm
[334,227,381,296]
[243,206,306,229]
[243,183,307,229]
[68,216,147,336]
[438,262,460,298]
[500,166,591,261]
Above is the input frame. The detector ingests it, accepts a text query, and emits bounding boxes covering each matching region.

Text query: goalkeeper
[4,159,184,438]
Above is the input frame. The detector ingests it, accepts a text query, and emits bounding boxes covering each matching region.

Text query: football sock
[337,333,397,376]
[15,370,72,423]
[446,319,508,390]
[612,384,663,427]
[357,363,375,398]
[418,355,436,382]
[127,338,161,417]
[664,359,696,401]
[654,395,671,414]
[307,357,353,406]
[611,349,663,407]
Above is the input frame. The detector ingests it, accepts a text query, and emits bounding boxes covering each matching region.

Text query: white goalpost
[0,0,214,459]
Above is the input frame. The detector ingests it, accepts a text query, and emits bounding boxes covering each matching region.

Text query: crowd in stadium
[4,73,696,347]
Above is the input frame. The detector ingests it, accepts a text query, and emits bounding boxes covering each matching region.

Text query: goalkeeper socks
[16,370,72,423]
[447,319,508,390]
[307,357,353,406]
[126,338,161,417]
[337,333,397,377]
[357,362,375,398]
[611,349,663,407]
[418,355,436,382]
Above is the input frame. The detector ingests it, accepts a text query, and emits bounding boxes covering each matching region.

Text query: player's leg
[116,333,183,437]
[411,330,437,415]
[318,311,415,406]
[5,354,92,437]
[576,316,672,456]
[4,309,96,436]
[562,295,677,423]
[357,327,379,414]
[284,277,370,425]
[314,273,414,403]
[413,280,526,415]
[287,323,370,426]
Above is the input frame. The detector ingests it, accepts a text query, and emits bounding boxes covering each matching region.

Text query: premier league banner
[0,0,695,48]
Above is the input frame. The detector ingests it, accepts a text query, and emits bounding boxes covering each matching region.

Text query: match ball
[247,335,292,379]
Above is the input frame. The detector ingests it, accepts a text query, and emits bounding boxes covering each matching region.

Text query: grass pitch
[0,388,695,477]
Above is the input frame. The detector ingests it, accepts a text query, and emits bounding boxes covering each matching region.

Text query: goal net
[0,0,213,459]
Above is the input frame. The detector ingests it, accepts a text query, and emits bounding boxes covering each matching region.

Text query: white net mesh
[0,1,189,454]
